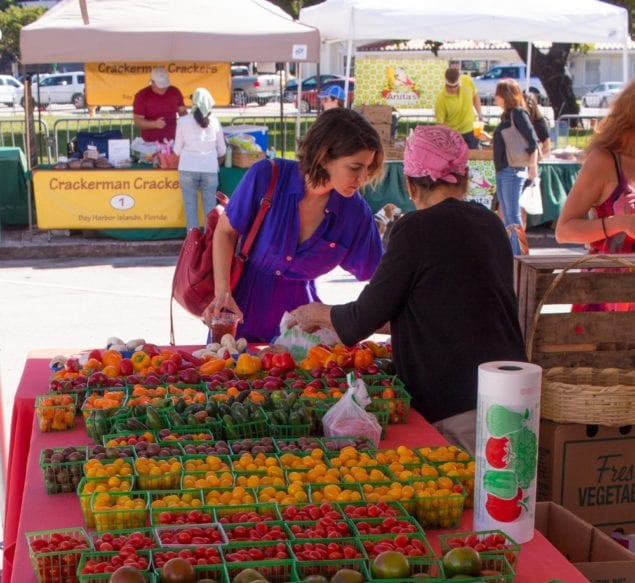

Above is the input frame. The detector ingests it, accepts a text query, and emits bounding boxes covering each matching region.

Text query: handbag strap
[236,159,278,262]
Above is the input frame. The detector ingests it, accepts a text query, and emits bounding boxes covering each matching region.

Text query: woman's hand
[288,302,334,333]
[202,291,243,323]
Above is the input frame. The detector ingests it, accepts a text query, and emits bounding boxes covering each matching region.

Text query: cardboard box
[355,104,393,125]
[223,125,269,152]
[372,123,393,143]
[538,420,635,532]
[535,501,635,583]
[232,150,265,168]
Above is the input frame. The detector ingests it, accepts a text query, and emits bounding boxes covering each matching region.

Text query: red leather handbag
[170,160,278,342]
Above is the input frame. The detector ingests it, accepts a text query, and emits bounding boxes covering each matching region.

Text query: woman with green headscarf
[174,88,227,230]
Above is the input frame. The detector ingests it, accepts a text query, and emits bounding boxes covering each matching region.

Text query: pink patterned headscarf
[403,125,469,184]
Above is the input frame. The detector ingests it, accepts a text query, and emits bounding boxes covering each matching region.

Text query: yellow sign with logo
[85,62,231,107]
[34,169,190,229]
[355,58,446,109]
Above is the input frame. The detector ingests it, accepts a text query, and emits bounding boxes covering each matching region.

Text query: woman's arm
[555,148,627,244]
[203,213,243,320]
[173,121,184,156]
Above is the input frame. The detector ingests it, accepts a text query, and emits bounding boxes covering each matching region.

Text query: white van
[20,71,85,108]
[0,75,23,106]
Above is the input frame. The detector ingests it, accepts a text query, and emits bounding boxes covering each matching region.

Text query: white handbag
[501,111,533,167]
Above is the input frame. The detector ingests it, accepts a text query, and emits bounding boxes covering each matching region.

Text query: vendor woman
[289,125,527,455]
[133,66,187,142]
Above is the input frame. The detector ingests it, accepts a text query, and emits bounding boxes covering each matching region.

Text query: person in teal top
[435,68,483,149]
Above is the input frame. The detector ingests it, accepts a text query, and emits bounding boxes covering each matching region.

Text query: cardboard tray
[535,501,635,583]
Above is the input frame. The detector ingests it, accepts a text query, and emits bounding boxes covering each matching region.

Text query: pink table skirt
[4,348,588,583]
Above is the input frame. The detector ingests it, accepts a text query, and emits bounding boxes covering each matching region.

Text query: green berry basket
[222,407,269,439]
[290,538,368,579]
[147,487,204,507]
[438,529,521,569]
[88,443,136,460]
[181,469,236,491]
[153,522,227,547]
[308,482,364,505]
[358,532,435,560]
[26,527,92,583]
[442,555,515,582]
[181,453,233,473]
[349,515,425,538]
[415,445,473,464]
[76,550,152,582]
[90,490,149,531]
[88,526,160,550]
[134,456,183,490]
[200,486,258,507]
[150,504,215,527]
[366,557,444,582]
[319,435,377,452]
[156,427,214,444]
[286,518,354,539]
[413,487,466,530]
[102,430,158,447]
[39,446,88,495]
[35,392,78,432]
[266,411,312,438]
[334,499,410,519]
[367,385,412,424]
[213,502,281,523]
[273,436,324,454]
[222,520,293,542]
[77,476,135,529]
[223,542,294,583]
[257,483,311,506]
[277,502,345,522]
[434,460,476,509]
[150,550,226,582]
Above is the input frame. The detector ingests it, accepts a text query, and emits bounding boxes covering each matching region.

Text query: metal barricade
[552,114,605,150]
[52,115,139,159]
[0,118,52,165]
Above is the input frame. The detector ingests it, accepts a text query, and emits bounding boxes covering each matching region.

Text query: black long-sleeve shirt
[331,198,526,423]
[493,107,539,172]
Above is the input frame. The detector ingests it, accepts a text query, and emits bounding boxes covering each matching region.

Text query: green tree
[0,3,46,71]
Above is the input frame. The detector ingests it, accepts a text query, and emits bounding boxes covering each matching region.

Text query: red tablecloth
[4,348,589,583]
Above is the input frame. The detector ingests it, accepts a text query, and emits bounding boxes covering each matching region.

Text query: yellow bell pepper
[199,358,227,374]
[234,353,262,376]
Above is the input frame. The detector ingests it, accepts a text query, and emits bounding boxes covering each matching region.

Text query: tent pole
[344,40,353,106]
[623,35,629,83]
[525,41,532,95]
[295,62,302,150]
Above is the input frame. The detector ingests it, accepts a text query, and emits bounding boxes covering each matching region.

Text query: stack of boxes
[354,105,404,160]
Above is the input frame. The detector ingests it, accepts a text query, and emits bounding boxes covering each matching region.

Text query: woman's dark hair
[523,91,543,122]
[297,108,385,187]
[406,173,469,195]
[193,108,210,128]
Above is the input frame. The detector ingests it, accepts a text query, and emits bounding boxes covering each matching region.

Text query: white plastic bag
[519,177,543,215]
[275,311,340,362]
[322,375,382,446]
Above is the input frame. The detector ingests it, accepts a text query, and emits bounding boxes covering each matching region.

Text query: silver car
[0,75,23,106]
[581,82,624,108]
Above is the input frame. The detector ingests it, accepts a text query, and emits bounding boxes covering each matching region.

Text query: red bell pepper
[271,352,296,371]
[261,352,275,371]
[178,349,204,367]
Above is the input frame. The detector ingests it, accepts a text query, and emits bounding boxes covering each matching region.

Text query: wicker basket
[527,254,635,426]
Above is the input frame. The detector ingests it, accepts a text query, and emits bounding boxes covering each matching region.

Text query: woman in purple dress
[207,108,385,342]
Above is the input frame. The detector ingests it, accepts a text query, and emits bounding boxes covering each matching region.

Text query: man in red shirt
[133,67,187,142]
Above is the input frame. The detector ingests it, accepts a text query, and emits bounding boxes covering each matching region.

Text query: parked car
[473,64,547,104]
[294,78,355,113]
[0,75,23,106]
[283,74,344,100]
[581,82,624,108]
[19,71,85,108]
[231,65,281,106]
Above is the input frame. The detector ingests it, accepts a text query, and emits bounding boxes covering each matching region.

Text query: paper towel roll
[473,361,542,544]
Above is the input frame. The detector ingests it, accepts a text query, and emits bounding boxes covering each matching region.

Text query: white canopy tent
[20,0,320,63]
[299,0,630,94]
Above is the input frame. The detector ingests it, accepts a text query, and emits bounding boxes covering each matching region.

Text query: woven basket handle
[526,253,635,362]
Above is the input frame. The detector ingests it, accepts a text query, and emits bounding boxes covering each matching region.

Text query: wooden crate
[514,254,635,368]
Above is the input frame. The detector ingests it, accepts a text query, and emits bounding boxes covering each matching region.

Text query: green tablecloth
[0,148,29,225]
[528,161,581,227]
[364,160,580,227]
[99,167,249,240]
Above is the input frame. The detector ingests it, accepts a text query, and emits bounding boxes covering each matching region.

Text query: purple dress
[225,158,383,342]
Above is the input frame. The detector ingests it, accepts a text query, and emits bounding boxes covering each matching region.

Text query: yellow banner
[85,62,231,107]
[355,58,447,109]
[34,169,191,229]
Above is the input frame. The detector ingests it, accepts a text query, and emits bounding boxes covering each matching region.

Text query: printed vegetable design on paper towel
[483,404,537,522]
